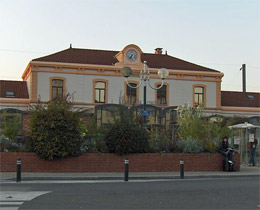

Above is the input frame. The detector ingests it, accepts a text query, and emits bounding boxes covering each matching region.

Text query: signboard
[249,134,255,142]
[234,136,240,145]
[141,110,150,117]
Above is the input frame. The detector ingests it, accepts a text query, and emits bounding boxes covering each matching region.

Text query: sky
[0,0,259,92]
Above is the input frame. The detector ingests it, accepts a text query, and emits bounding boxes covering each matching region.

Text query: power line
[0,49,47,54]
[247,65,260,70]
[199,63,242,67]
[200,63,260,70]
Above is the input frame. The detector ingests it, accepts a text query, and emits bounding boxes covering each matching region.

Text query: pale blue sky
[0,0,259,92]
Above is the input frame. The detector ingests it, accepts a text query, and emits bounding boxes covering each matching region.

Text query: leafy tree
[29,96,83,160]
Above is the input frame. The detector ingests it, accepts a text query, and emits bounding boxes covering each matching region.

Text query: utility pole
[240,64,246,92]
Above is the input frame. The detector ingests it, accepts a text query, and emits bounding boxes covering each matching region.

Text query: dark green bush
[148,129,172,153]
[104,107,149,155]
[29,97,83,160]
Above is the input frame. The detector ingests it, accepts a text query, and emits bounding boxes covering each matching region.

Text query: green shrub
[29,97,83,160]
[104,106,149,155]
[1,114,21,142]
[0,136,18,152]
[148,129,171,153]
[81,134,107,153]
[105,123,149,155]
[177,105,231,153]
[0,135,32,152]
[177,138,204,153]
[80,116,107,153]
[204,140,218,153]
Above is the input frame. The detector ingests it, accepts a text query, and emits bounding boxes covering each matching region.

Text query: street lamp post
[121,61,169,129]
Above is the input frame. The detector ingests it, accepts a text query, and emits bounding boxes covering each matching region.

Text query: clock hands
[129,53,134,59]
[127,50,137,60]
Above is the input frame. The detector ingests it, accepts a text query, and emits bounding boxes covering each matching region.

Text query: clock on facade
[127,50,137,61]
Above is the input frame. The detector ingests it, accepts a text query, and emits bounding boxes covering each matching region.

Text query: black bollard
[180,159,184,179]
[124,157,129,181]
[16,158,22,182]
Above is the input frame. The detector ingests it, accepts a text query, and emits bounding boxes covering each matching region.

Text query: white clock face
[127,50,137,61]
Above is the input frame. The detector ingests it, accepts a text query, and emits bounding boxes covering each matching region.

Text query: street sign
[141,110,150,117]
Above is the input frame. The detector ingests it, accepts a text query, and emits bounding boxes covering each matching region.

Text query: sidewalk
[0,166,259,182]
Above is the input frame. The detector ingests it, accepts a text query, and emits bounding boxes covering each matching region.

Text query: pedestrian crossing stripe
[0,191,51,201]
[0,191,51,210]
[0,202,24,205]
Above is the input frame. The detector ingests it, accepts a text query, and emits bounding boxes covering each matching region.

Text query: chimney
[155,48,163,54]
[240,64,246,92]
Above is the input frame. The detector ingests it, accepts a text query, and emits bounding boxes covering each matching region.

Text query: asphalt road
[0,177,259,210]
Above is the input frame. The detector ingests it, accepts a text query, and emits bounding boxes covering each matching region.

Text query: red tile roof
[32,48,219,73]
[0,80,29,99]
[221,91,260,108]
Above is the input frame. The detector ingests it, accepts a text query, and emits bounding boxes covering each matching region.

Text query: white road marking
[0,207,19,210]
[0,191,51,210]
[0,191,51,201]
[0,202,24,205]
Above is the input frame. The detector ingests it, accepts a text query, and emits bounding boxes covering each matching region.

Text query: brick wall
[0,152,240,172]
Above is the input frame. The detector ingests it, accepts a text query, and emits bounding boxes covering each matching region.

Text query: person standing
[249,138,258,166]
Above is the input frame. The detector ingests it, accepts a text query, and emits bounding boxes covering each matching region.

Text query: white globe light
[121,66,132,78]
[158,68,169,79]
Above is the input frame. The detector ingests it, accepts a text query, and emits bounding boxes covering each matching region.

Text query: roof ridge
[32,48,71,61]
[143,53,218,72]
[70,47,119,53]
[32,47,119,61]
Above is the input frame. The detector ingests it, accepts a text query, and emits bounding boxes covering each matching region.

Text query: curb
[2,173,259,182]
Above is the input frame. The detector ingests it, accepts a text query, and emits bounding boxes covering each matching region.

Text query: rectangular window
[5,91,15,97]
[126,83,137,104]
[52,79,63,100]
[95,82,106,103]
[194,87,204,106]
[157,85,167,105]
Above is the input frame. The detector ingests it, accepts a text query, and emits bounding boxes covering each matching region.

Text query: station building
[0,44,259,132]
